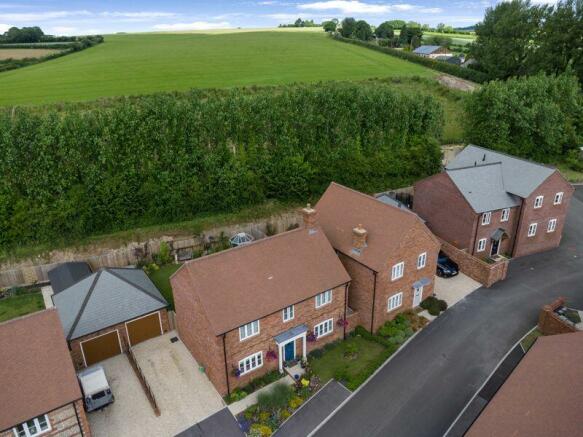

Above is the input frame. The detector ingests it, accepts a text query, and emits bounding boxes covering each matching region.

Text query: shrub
[288,396,303,409]
[249,423,272,437]
[420,296,447,316]
[257,383,294,411]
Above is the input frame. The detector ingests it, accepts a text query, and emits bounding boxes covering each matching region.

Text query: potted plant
[266,349,278,361]
[232,367,242,378]
[307,331,316,342]
[337,318,349,328]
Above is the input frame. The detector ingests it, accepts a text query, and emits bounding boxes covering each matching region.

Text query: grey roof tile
[413,45,442,55]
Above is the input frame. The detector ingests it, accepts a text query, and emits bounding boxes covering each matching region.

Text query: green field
[0,30,435,106]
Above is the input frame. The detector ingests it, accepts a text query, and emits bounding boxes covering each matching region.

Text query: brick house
[414,145,574,258]
[53,267,170,369]
[316,183,441,333]
[0,310,91,437]
[172,225,351,396]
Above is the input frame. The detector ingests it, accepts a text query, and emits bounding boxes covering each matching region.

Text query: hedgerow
[0,81,443,247]
[331,34,490,84]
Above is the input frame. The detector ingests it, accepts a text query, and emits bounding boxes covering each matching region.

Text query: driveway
[313,187,583,437]
[88,331,224,437]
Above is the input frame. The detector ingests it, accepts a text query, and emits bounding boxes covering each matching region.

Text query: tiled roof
[413,45,442,54]
[316,182,438,272]
[54,267,167,340]
[173,227,350,336]
[0,310,81,431]
[48,261,92,294]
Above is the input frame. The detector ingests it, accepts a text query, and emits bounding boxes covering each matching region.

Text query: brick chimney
[302,203,318,230]
[352,224,367,252]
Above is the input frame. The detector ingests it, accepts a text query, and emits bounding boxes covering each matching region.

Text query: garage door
[81,330,122,367]
[126,312,162,346]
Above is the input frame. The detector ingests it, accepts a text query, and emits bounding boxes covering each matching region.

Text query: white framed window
[534,196,544,209]
[481,212,491,225]
[388,292,403,311]
[282,305,294,322]
[315,290,332,308]
[239,320,260,341]
[391,262,405,281]
[547,218,557,233]
[477,238,487,252]
[314,318,333,338]
[239,351,263,375]
[417,252,427,269]
[501,208,510,222]
[528,223,538,237]
[13,415,50,437]
[554,192,564,205]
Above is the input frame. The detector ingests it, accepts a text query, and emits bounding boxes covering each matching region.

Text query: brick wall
[69,309,170,369]
[439,239,508,287]
[538,298,577,336]
[413,173,477,251]
[223,283,347,394]
[1,402,86,437]
[472,206,520,258]
[513,171,574,257]
[337,252,375,332]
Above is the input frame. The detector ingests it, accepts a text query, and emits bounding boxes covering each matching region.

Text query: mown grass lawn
[0,292,45,323]
[310,336,387,386]
[0,30,435,106]
[148,263,182,310]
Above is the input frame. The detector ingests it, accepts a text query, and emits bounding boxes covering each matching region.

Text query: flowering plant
[337,318,349,328]
[266,349,278,361]
[307,331,317,342]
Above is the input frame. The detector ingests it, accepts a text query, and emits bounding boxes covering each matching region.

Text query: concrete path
[88,332,224,437]
[228,375,295,416]
[313,187,583,437]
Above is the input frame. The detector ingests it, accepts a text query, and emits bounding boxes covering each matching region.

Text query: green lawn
[310,336,387,386]
[0,30,435,106]
[0,292,45,323]
[520,328,543,352]
[148,263,182,310]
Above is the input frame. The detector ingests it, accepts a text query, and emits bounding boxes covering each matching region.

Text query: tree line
[323,18,424,49]
[470,0,583,84]
[0,26,102,44]
[0,82,443,248]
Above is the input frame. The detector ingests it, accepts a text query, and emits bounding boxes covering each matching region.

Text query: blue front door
[284,341,295,361]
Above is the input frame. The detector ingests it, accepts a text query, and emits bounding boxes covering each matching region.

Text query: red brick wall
[513,171,574,257]
[337,252,375,332]
[371,223,440,332]
[413,173,477,251]
[173,271,228,394]
[223,283,347,394]
[538,298,577,336]
[472,206,520,258]
[1,402,86,437]
[69,309,170,370]
[439,239,508,287]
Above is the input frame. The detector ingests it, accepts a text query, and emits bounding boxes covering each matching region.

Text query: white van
[78,365,114,412]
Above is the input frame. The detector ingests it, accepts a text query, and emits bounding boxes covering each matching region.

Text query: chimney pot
[301,203,318,230]
[352,224,367,251]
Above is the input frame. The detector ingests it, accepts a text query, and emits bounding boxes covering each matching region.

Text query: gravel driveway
[88,331,224,437]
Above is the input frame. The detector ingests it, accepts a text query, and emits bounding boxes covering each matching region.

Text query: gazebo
[229,232,254,247]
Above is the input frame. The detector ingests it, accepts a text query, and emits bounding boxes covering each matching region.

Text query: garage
[81,330,122,367]
[126,312,162,346]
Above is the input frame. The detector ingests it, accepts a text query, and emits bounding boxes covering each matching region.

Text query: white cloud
[100,11,178,19]
[258,1,278,4]
[298,0,392,13]
[264,12,319,20]
[0,22,9,32]
[392,4,415,11]
[0,10,91,22]
[153,20,232,31]
[419,7,444,13]
[51,26,77,35]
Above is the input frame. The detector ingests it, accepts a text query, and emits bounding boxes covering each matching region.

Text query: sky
[0,0,556,35]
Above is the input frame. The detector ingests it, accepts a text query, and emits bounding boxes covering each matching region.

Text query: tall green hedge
[331,34,490,84]
[0,82,443,247]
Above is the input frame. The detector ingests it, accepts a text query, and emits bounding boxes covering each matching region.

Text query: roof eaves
[106,268,168,306]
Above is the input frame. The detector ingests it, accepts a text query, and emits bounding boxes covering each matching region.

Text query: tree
[375,21,394,39]
[425,35,453,48]
[322,20,337,32]
[399,25,423,48]
[386,19,406,29]
[340,17,357,38]
[1,26,44,43]
[471,0,543,79]
[294,18,304,27]
[353,20,373,41]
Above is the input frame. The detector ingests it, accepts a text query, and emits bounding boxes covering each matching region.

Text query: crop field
[0,48,61,60]
[0,30,435,106]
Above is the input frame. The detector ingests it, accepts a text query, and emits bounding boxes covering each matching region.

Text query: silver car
[78,365,114,412]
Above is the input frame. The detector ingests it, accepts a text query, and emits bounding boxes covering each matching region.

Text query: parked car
[78,365,114,412]
[436,251,459,278]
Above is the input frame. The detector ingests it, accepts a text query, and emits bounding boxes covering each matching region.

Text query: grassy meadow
[0,30,436,106]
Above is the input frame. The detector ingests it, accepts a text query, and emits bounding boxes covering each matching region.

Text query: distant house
[172,222,351,396]
[53,267,170,368]
[467,331,583,436]
[412,45,452,58]
[316,183,440,333]
[0,310,91,437]
[414,145,574,258]
[434,55,463,65]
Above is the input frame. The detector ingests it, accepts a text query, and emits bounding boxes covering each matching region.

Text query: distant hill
[455,25,476,31]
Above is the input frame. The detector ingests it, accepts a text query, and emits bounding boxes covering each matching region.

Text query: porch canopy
[413,277,431,289]
[491,228,509,242]
[274,324,308,373]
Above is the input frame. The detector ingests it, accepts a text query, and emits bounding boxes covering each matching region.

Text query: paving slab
[434,273,482,308]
